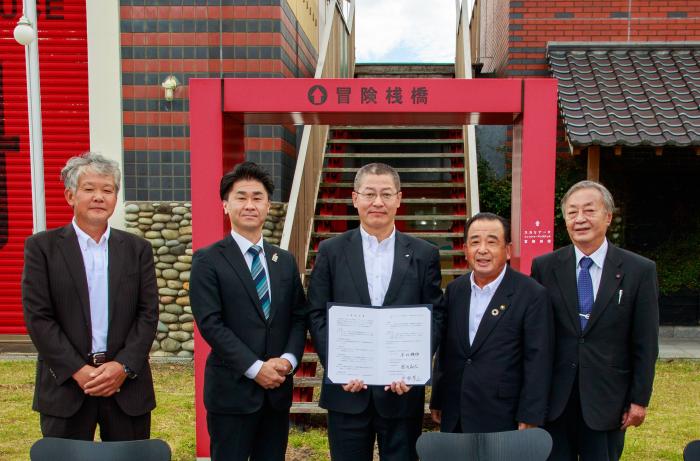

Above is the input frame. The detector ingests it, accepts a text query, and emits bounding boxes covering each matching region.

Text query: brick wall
[504,0,700,77]
[120,0,318,202]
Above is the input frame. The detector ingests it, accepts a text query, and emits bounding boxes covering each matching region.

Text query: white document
[326,303,432,386]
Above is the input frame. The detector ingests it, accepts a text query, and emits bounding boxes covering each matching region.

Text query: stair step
[312,231,463,238]
[0,335,36,354]
[289,402,433,414]
[302,352,319,362]
[308,249,465,257]
[323,167,462,173]
[315,215,465,221]
[317,198,466,204]
[325,153,463,159]
[294,376,323,387]
[332,125,462,130]
[320,182,465,188]
[328,139,463,144]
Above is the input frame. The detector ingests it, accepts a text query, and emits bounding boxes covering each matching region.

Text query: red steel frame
[189,78,558,458]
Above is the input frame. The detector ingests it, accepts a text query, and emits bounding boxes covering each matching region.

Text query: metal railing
[280,0,355,273]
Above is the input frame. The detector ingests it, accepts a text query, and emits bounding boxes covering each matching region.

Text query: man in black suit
[190,162,306,461]
[22,152,158,440]
[531,180,659,461]
[430,212,552,433]
[307,163,443,461]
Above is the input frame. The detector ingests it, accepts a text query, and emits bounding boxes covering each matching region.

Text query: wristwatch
[123,364,137,379]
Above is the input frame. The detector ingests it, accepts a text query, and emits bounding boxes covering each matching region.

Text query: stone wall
[124,201,287,357]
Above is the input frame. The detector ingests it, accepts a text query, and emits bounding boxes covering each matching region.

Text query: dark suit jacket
[530,243,659,431]
[307,228,443,418]
[22,224,158,418]
[430,266,553,433]
[190,236,306,414]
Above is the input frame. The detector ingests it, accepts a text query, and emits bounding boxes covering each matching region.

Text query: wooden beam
[614,145,622,156]
[655,147,663,156]
[587,145,600,181]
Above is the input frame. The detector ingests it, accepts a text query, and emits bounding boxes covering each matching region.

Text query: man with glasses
[308,163,443,461]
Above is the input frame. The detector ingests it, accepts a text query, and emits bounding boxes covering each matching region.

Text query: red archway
[189,77,558,458]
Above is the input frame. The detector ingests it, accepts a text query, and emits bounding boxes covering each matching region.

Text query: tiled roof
[547,42,700,147]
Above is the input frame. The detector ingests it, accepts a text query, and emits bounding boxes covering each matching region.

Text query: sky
[353,0,462,63]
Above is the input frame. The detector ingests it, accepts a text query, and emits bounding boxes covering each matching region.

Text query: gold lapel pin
[272,253,278,262]
[499,304,506,311]
[491,309,500,317]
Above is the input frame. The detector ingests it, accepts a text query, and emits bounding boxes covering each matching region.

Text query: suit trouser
[546,377,625,461]
[327,398,423,461]
[40,396,151,441]
[207,399,289,461]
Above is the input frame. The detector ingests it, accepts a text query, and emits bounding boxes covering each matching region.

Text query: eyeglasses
[354,191,400,202]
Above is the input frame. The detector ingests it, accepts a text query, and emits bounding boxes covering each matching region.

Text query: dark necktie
[248,245,271,319]
[577,256,594,330]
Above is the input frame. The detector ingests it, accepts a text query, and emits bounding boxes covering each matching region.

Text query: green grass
[0,360,698,460]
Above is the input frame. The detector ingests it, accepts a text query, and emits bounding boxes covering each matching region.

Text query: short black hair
[219,161,274,200]
[465,212,511,244]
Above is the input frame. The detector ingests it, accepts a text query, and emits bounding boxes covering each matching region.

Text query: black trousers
[40,396,151,441]
[327,399,423,461]
[207,399,290,461]
[546,379,625,461]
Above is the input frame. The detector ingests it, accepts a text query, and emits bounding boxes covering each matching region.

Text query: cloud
[354,0,458,63]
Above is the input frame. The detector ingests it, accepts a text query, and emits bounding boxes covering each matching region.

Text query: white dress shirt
[230,230,298,379]
[574,239,608,301]
[360,225,395,307]
[468,264,507,345]
[72,220,110,354]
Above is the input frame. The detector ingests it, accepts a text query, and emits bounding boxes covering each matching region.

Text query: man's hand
[518,422,537,430]
[83,362,127,397]
[384,380,412,395]
[268,357,293,376]
[431,410,442,424]
[621,403,647,430]
[254,360,286,389]
[72,364,97,390]
[342,379,367,393]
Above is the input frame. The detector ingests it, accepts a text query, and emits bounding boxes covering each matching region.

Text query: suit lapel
[553,246,582,335]
[383,232,411,306]
[584,244,624,333]
[343,229,371,305]
[469,267,514,355]
[453,276,471,356]
[58,224,91,331]
[107,229,124,325]
[263,241,280,321]
[220,235,267,322]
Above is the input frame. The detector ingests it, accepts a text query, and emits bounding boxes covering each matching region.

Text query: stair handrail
[456,0,480,216]
[280,0,355,274]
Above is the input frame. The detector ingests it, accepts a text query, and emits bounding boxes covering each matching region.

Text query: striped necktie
[577,256,594,330]
[248,245,271,319]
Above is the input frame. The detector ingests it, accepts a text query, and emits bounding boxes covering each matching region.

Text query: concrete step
[320,182,465,188]
[0,335,36,354]
[323,167,463,173]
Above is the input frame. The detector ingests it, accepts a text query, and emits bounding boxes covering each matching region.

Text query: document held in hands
[326,303,432,386]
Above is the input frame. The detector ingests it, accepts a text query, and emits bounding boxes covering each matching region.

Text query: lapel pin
[499,304,506,311]
[405,254,410,258]
[272,253,278,262]
[491,308,500,317]
[615,273,621,279]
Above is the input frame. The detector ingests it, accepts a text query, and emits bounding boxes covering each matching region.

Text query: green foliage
[476,156,511,218]
[647,223,700,295]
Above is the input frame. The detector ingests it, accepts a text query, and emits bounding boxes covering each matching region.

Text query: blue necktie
[248,245,271,319]
[577,256,594,330]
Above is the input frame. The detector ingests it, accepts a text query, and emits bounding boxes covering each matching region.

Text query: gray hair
[561,180,614,214]
[61,152,121,193]
[353,163,401,192]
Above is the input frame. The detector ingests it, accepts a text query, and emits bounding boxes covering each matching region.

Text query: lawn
[0,359,698,460]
